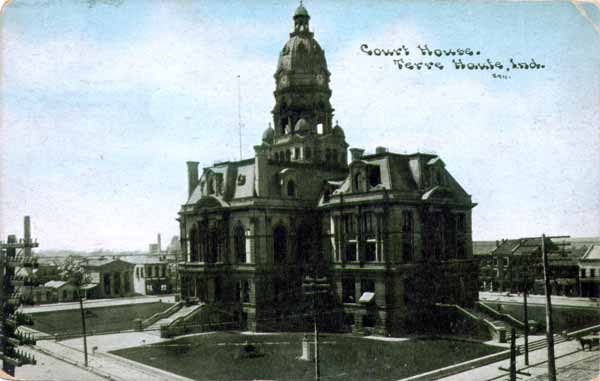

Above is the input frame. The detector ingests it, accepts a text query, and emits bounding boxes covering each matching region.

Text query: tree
[58,256,91,367]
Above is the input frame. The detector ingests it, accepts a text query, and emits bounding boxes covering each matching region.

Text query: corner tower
[264,4,348,168]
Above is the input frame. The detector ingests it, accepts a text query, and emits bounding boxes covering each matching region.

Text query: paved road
[480,292,600,309]
[439,338,599,381]
[20,294,177,314]
[528,351,600,381]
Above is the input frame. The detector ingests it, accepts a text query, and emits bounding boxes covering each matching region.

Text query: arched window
[287,180,296,197]
[189,225,199,262]
[317,123,324,134]
[208,178,215,194]
[273,225,287,264]
[305,147,312,161]
[198,222,209,262]
[354,172,365,193]
[242,281,250,303]
[234,223,246,263]
[286,150,292,162]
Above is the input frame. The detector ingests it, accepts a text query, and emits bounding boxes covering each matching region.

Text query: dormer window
[353,172,366,193]
[287,180,296,197]
[367,165,381,188]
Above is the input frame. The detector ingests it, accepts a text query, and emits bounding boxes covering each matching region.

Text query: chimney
[375,146,388,154]
[186,161,199,197]
[157,233,162,253]
[349,148,365,162]
[254,145,269,196]
[24,216,32,256]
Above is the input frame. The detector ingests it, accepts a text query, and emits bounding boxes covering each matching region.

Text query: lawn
[112,332,504,380]
[30,302,172,338]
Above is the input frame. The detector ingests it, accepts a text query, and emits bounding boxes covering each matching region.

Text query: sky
[1,0,599,251]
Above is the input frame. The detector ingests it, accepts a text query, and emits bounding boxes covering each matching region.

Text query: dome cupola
[272,3,334,139]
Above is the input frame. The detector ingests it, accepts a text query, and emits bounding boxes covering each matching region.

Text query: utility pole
[303,275,329,381]
[0,217,38,377]
[541,234,556,381]
[498,328,530,381]
[237,74,243,161]
[522,271,529,366]
[517,234,569,381]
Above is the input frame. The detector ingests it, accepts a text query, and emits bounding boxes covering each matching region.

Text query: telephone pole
[303,275,329,381]
[518,234,569,381]
[1,217,38,376]
[522,271,529,366]
[541,234,556,381]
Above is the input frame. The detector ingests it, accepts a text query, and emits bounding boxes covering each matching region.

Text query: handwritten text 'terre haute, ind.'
[360,44,545,79]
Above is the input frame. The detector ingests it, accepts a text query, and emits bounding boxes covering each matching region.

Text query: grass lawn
[30,302,172,337]
[112,332,504,380]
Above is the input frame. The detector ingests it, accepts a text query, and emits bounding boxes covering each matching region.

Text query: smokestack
[186,161,199,197]
[349,148,365,162]
[24,216,31,244]
[24,216,31,256]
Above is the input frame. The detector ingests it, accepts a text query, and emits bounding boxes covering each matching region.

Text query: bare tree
[58,256,91,367]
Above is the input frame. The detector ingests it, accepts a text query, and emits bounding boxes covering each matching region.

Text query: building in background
[478,237,579,296]
[130,258,175,295]
[82,257,135,298]
[176,5,478,336]
[579,245,600,297]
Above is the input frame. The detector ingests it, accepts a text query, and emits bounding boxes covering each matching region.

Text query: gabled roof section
[582,245,600,261]
[492,237,559,256]
[186,159,256,205]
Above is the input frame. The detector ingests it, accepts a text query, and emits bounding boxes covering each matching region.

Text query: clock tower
[264,4,347,167]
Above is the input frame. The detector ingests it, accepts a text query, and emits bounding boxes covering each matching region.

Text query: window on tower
[317,123,324,134]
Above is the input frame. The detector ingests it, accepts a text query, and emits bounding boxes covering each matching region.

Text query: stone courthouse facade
[177,5,478,336]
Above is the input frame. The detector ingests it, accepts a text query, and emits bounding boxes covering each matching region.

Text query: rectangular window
[361,279,375,293]
[365,241,377,262]
[295,147,300,159]
[402,211,413,233]
[581,269,586,278]
[345,243,358,262]
[342,277,355,303]
[402,210,413,263]
[591,269,596,278]
[363,212,377,262]
[344,215,358,262]
[456,213,466,233]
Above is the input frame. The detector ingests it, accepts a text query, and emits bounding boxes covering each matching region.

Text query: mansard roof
[322,151,472,207]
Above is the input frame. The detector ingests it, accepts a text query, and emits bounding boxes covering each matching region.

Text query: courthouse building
[177,4,478,335]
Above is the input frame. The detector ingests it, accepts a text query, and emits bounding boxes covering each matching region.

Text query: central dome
[276,36,328,76]
[275,4,329,78]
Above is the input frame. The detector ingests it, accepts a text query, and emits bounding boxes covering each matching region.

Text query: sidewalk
[439,338,598,380]
[20,294,177,314]
[14,347,106,381]
[480,292,600,309]
[22,327,192,381]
